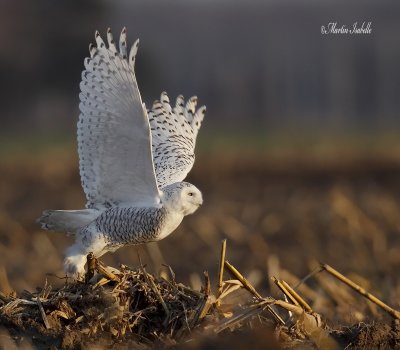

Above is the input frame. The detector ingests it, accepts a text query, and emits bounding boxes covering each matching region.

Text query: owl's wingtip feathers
[119,28,128,58]
[129,38,140,67]
[88,43,96,57]
[88,28,140,66]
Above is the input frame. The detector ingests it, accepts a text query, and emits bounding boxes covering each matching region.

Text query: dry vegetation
[1,147,400,349]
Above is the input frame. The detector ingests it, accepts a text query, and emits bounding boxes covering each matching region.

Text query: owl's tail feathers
[37,209,100,234]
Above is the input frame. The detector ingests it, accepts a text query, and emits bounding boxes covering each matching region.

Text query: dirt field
[1,145,400,348]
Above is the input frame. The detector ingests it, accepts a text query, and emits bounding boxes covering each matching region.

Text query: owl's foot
[64,253,86,279]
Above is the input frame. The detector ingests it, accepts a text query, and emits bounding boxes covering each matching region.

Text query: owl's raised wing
[148,93,205,188]
[78,28,160,209]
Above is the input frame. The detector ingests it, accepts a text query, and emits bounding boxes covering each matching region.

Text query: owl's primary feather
[38,28,205,276]
[149,93,205,188]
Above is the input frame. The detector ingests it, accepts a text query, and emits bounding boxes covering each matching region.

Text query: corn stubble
[0,240,399,349]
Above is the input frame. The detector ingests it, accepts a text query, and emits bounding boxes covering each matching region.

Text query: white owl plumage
[38,28,205,276]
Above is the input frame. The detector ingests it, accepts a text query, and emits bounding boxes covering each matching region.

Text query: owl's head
[161,182,203,215]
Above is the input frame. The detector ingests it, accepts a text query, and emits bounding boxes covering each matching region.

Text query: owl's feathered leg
[64,230,111,277]
[64,243,88,278]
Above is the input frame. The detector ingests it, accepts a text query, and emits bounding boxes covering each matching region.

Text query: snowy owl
[38,28,205,276]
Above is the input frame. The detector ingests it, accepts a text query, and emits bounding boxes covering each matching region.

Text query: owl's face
[162,182,203,215]
[179,184,203,215]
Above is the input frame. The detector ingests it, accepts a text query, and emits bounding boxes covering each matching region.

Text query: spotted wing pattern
[78,28,160,209]
[148,92,206,188]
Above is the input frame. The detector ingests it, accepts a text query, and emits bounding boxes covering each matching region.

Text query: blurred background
[1,0,400,324]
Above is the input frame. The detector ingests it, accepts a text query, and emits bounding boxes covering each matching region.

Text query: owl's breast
[94,206,180,244]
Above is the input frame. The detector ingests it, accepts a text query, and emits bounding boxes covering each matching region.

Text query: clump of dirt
[0,258,208,349]
[332,321,400,349]
[1,253,400,349]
